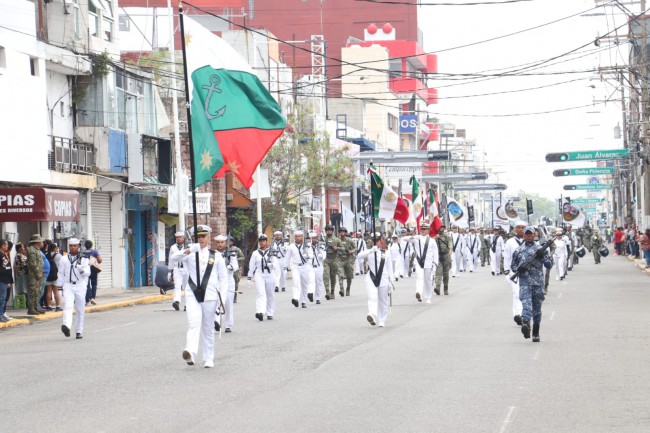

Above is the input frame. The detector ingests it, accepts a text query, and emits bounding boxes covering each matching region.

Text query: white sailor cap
[555,228,564,235]
[68,238,80,245]
[309,232,318,238]
[194,225,212,235]
[273,231,283,235]
[375,232,382,238]
[515,220,527,227]
[294,230,304,236]
[174,231,185,237]
[213,235,228,241]
[391,234,398,238]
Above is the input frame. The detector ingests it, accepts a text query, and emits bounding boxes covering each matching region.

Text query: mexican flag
[184,16,286,188]
[428,188,443,237]
[368,166,409,224]
[410,175,424,233]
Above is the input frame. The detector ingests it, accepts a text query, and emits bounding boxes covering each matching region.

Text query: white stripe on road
[558,292,563,299]
[91,322,138,333]
[533,349,540,361]
[550,311,555,321]
[498,406,517,433]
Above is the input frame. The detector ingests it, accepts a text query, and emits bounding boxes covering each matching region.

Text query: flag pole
[369,163,377,245]
[178,1,201,287]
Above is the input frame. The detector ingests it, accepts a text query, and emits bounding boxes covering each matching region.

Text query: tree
[262,104,355,232]
[517,190,559,226]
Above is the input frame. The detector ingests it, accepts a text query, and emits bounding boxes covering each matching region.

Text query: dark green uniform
[337,236,356,296]
[26,244,44,312]
[323,235,341,299]
[435,233,453,294]
[479,233,490,266]
[230,244,244,301]
[592,234,604,263]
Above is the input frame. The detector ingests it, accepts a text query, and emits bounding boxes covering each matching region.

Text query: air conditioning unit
[226,193,233,201]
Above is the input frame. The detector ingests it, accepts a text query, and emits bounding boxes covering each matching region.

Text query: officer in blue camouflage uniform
[511,226,553,342]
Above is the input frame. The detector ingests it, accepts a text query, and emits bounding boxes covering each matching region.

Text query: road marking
[557,293,563,299]
[550,311,556,321]
[91,322,138,333]
[533,349,540,360]
[498,406,517,433]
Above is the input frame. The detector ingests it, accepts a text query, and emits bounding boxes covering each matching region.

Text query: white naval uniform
[401,239,413,276]
[169,242,188,304]
[567,231,577,269]
[248,248,276,317]
[562,234,571,275]
[488,234,505,276]
[407,235,439,302]
[172,244,227,364]
[552,238,567,280]
[460,233,471,271]
[503,236,524,318]
[217,250,239,330]
[357,246,393,327]
[451,232,464,276]
[465,234,480,272]
[58,253,90,334]
[354,238,367,275]
[285,242,313,305]
[309,241,326,301]
[388,241,403,280]
[270,239,288,290]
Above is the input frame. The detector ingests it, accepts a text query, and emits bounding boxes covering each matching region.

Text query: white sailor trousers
[505,275,522,316]
[354,256,365,274]
[185,292,218,363]
[292,265,311,304]
[553,255,566,279]
[274,258,287,289]
[221,281,235,329]
[62,281,87,333]
[310,265,325,300]
[255,272,276,316]
[490,250,502,275]
[365,277,389,326]
[172,267,188,303]
[415,266,435,300]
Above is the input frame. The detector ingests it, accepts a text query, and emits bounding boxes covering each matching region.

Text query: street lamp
[353,150,450,163]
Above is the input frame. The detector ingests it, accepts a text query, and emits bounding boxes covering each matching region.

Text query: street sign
[546,149,629,162]
[552,167,615,176]
[580,207,597,213]
[399,115,417,133]
[570,198,602,204]
[564,184,612,190]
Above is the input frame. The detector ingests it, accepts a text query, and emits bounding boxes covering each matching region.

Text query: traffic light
[546,152,570,162]
[427,150,451,161]
[552,169,571,177]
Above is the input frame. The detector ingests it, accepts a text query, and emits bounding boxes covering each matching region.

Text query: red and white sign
[0,188,80,222]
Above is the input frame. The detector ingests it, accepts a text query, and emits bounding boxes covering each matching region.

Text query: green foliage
[227,208,256,242]
[518,190,559,224]
[262,104,354,231]
[90,51,111,77]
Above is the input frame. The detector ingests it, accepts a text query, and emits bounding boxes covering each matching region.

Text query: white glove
[227,265,233,271]
[371,246,378,252]
[267,262,274,269]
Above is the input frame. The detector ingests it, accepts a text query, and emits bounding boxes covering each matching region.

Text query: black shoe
[325,294,331,300]
[491,271,495,276]
[225,328,232,333]
[444,289,449,295]
[255,313,263,321]
[291,299,299,307]
[172,301,180,311]
[532,324,540,342]
[46,306,54,311]
[214,321,221,332]
[275,287,279,292]
[61,325,70,337]
[308,293,314,302]
[408,272,412,277]
[416,293,422,302]
[301,303,306,308]
[281,287,286,292]
[76,333,83,340]
[521,321,531,339]
[36,309,46,314]
[267,316,273,320]
[339,290,344,297]
[514,315,523,326]
[434,288,440,296]
[346,289,350,296]
[316,300,321,304]
[560,276,564,280]
[159,288,166,295]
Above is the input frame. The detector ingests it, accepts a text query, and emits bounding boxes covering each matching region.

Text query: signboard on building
[399,115,418,133]
[166,188,212,214]
[0,188,80,222]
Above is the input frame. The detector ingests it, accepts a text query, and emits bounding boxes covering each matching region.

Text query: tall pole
[178,2,201,286]
[168,0,185,231]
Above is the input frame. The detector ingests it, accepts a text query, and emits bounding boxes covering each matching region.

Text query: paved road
[2,254,649,433]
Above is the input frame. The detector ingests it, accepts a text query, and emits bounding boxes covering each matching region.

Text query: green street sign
[564,184,612,190]
[553,167,615,176]
[570,198,602,204]
[546,149,629,162]
[579,207,597,212]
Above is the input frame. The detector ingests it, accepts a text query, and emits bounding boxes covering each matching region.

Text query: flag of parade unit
[184,16,286,188]
[410,175,424,232]
[368,166,409,225]
[428,188,443,237]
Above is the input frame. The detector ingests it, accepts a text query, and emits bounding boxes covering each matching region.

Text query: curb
[0,293,172,330]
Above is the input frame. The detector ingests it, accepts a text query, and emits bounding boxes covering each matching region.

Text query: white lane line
[557,292,563,299]
[533,349,540,361]
[498,406,517,433]
[91,322,138,333]
[549,311,556,321]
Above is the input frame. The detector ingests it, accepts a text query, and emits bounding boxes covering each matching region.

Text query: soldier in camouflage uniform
[479,228,490,267]
[229,237,245,302]
[511,226,553,342]
[592,229,604,264]
[434,225,453,295]
[337,227,356,296]
[323,225,341,300]
[26,234,45,315]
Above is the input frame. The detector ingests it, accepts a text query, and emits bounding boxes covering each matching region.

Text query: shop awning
[0,188,80,222]
[344,137,376,152]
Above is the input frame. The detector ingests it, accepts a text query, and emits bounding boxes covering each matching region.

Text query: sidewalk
[0,286,172,330]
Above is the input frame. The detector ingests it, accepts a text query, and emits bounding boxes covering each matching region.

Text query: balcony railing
[48,136,95,173]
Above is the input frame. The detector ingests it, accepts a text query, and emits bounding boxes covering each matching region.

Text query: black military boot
[532,324,540,342]
[521,320,531,339]
[514,315,522,326]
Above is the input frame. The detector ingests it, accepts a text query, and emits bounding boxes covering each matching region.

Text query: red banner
[0,188,80,222]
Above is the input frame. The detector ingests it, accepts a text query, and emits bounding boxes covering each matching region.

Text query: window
[119,15,130,32]
[30,57,39,76]
[89,0,114,42]
[88,0,99,37]
[388,59,402,79]
[387,113,397,131]
[72,0,80,38]
[60,101,65,117]
[0,46,5,70]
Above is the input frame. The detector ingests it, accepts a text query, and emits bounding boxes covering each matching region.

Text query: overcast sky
[420,0,634,199]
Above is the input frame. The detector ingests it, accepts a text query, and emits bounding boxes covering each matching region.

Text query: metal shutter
[91,192,113,290]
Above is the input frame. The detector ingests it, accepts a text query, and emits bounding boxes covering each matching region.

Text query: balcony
[48,136,95,173]
[389,77,437,105]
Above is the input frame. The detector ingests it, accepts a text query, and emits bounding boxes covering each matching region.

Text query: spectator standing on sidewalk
[45,244,62,311]
[638,229,650,269]
[614,227,625,256]
[84,240,102,306]
[0,240,14,322]
[26,234,45,315]
[13,243,28,298]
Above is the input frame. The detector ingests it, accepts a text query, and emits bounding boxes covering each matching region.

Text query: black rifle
[509,239,554,283]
